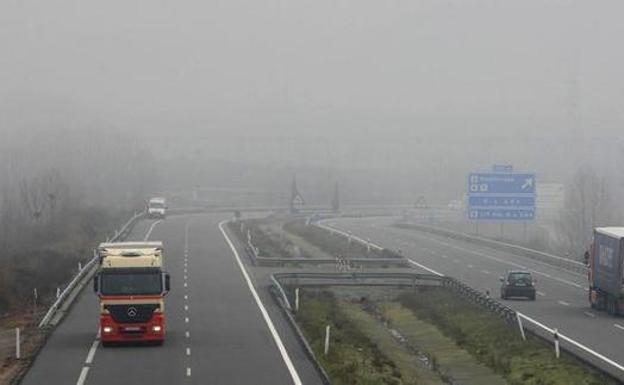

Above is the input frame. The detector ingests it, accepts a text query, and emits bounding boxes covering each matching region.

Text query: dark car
[500,271,536,300]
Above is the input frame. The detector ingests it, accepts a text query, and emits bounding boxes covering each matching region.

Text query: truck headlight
[152,325,162,333]
[103,326,113,334]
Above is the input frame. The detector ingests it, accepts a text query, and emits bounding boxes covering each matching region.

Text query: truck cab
[93,242,170,345]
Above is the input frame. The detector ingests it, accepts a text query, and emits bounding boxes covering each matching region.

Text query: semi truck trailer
[93,242,170,345]
[589,227,624,315]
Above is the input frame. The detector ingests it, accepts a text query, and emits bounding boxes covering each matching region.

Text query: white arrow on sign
[521,178,533,190]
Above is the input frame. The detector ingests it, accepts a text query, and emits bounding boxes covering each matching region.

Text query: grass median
[294,287,616,385]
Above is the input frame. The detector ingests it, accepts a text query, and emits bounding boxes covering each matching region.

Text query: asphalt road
[21,213,322,385]
[325,216,624,373]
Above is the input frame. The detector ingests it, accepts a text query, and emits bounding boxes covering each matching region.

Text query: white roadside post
[366,238,371,252]
[295,288,300,313]
[516,313,526,341]
[554,328,560,358]
[78,261,82,271]
[324,325,331,355]
[15,328,20,359]
[56,287,61,299]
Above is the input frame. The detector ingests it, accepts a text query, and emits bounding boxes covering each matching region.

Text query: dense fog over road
[1,0,623,206]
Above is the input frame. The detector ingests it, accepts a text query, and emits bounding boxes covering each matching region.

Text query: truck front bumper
[100,313,165,343]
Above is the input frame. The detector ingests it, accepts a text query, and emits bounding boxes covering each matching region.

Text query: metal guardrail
[37,211,145,328]
[271,272,624,382]
[393,222,588,275]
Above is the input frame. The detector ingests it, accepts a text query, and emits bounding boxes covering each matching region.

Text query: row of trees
[555,166,624,260]
[0,128,158,311]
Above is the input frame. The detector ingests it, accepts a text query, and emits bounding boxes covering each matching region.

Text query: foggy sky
[2,0,624,197]
[3,0,624,135]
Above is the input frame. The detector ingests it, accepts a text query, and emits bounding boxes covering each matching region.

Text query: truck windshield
[101,272,162,295]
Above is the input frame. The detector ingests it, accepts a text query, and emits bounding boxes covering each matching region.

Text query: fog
[1,0,624,208]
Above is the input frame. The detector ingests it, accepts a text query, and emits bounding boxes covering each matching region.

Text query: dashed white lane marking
[184,295,188,300]
[385,228,588,290]
[85,339,99,364]
[219,220,303,385]
[186,347,191,356]
[186,367,192,377]
[184,305,189,311]
[441,254,448,259]
[186,331,190,338]
[76,367,89,385]
[184,275,188,280]
[584,311,596,318]
[185,317,189,323]
[184,282,187,288]
[558,300,570,307]
[453,259,460,263]
[144,219,163,241]
[467,264,474,268]
[481,270,490,274]
[614,324,624,331]
[536,291,546,297]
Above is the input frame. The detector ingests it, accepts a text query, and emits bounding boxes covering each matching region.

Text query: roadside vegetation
[397,288,615,385]
[284,219,400,259]
[295,287,615,385]
[0,129,157,314]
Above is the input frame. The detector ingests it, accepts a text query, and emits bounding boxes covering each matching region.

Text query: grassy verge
[397,288,616,385]
[284,219,399,259]
[297,290,409,385]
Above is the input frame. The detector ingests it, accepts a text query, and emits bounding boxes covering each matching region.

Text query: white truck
[147,197,167,219]
[93,241,170,345]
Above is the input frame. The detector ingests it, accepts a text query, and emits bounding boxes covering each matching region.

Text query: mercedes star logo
[127,307,138,318]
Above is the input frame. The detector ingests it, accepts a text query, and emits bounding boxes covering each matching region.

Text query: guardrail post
[516,313,526,341]
[554,328,560,358]
[295,288,300,312]
[324,325,331,355]
[15,327,20,359]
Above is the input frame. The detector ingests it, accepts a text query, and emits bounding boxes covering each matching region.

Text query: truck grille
[105,304,159,323]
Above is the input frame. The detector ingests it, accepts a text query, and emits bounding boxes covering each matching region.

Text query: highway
[20,213,323,385]
[324,216,624,370]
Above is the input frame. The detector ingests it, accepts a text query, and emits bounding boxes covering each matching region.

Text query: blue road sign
[468,196,535,207]
[468,170,536,221]
[468,209,535,221]
[469,173,535,194]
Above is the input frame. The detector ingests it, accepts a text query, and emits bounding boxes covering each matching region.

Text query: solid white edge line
[219,220,303,385]
[144,219,163,241]
[407,259,444,277]
[76,367,89,385]
[614,324,624,331]
[85,339,99,364]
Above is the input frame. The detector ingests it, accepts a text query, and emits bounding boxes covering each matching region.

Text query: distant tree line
[0,128,158,312]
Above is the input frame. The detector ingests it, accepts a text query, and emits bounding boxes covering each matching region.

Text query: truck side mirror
[165,273,171,293]
[93,275,99,293]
